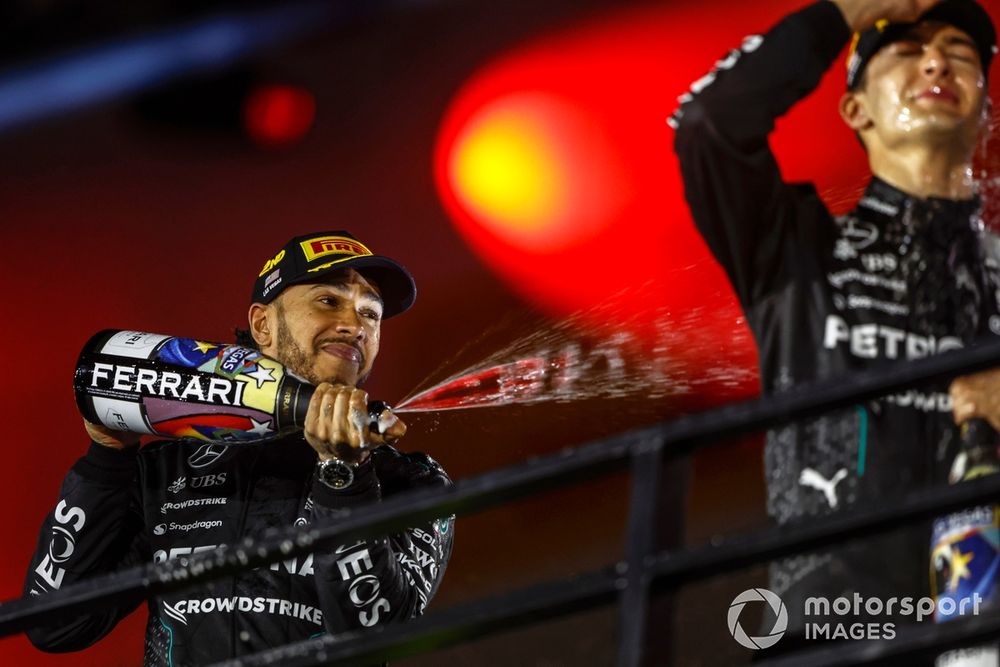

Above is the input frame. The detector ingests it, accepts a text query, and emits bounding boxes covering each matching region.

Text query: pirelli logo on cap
[300,236,373,263]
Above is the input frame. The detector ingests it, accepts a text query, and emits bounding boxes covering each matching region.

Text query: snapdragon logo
[153,520,222,536]
[728,588,788,650]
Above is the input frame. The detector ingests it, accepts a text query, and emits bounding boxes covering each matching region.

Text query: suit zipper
[231,446,262,657]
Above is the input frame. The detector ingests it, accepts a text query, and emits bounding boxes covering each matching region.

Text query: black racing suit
[672,0,1000,635]
[25,435,453,666]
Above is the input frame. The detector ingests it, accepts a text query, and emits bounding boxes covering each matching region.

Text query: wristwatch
[316,458,356,490]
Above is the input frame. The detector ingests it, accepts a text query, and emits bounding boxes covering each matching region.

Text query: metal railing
[5,340,1000,665]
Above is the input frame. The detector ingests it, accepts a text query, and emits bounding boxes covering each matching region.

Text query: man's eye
[360,309,382,321]
[948,49,977,63]
[319,296,337,306]
[891,41,922,56]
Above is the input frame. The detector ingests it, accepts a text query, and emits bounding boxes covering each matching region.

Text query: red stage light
[243,84,315,147]
[446,92,629,253]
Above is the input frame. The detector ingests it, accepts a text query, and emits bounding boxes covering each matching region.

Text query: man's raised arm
[671,2,859,306]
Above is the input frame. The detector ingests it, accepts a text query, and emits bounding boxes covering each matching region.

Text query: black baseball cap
[251,231,417,318]
[846,0,997,90]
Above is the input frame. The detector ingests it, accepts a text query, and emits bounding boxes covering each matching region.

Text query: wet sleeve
[670,0,851,306]
[310,453,454,633]
[24,442,149,652]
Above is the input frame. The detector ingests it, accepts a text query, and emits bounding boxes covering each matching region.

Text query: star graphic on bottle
[192,340,218,354]
[246,365,276,388]
[248,418,272,436]
[948,547,975,592]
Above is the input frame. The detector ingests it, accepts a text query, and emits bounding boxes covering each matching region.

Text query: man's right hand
[832,0,941,33]
[84,419,141,450]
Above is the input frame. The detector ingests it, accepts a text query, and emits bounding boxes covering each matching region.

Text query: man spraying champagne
[25,231,453,666]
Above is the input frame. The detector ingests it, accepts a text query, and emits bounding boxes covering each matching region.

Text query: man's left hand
[950,369,1000,430]
[303,383,407,463]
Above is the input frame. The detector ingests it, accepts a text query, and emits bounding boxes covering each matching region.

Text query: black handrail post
[617,436,665,667]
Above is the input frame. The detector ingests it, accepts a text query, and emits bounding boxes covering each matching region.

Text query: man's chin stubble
[289,358,370,388]
[273,316,369,386]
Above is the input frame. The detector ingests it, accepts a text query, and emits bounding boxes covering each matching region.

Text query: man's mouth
[915,85,959,104]
[320,342,362,365]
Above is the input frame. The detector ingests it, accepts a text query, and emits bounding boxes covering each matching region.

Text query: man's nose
[921,45,951,79]
[335,310,366,340]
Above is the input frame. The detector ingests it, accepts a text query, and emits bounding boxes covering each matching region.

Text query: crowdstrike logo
[728,588,788,650]
[160,497,227,514]
[161,596,323,626]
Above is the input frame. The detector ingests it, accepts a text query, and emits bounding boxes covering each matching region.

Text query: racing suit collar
[861,177,982,221]
[856,178,989,342]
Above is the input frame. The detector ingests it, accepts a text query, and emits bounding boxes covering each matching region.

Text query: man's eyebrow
[359,290,384,307]
[941,35,978,49]
[308,282,384,306]
[892,31,978,52]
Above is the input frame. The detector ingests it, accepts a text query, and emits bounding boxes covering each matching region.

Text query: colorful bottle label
[931,505,1000,623]
[75,330,301,443]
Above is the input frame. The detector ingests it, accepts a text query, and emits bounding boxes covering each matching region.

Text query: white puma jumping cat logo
[799,467,848,509]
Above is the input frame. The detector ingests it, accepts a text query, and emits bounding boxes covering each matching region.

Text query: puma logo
[799,467,848,509]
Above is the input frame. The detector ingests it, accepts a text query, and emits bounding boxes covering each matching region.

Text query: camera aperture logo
[728,588,788,650]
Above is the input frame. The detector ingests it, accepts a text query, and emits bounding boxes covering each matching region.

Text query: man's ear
[248,303,272,350]
[839,91,873,132]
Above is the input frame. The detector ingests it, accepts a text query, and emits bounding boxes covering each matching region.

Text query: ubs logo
[168,473,227,493]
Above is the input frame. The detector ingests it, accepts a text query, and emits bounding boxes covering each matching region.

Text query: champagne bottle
[74,330,314,443]
[933,418,1000,667]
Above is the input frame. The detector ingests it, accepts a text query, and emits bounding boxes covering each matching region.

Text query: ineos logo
[47,526,77,565]
[33,500,87,592]
[336,544,391,627]
[728,588,788,650]
[187,444,228,469]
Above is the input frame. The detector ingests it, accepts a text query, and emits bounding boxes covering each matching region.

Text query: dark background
[3,0,999,664]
